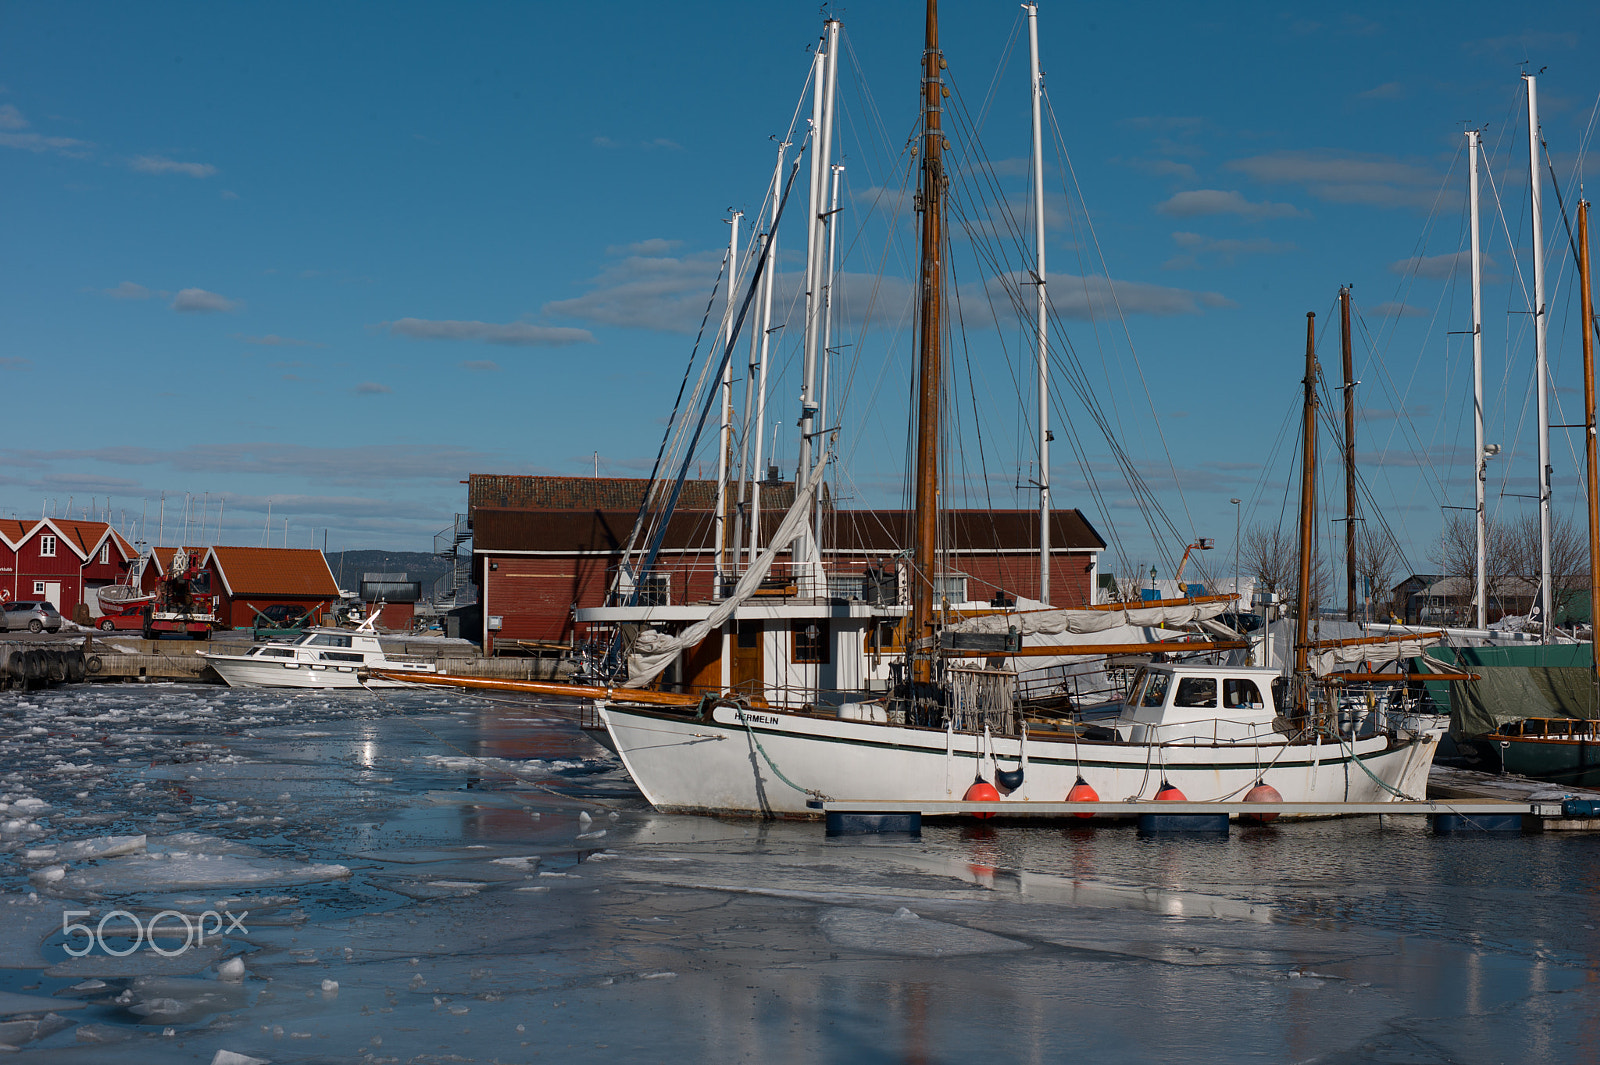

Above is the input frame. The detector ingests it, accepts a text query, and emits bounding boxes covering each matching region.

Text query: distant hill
[324,550,459,594]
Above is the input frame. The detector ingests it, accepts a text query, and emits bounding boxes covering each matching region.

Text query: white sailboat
[574,4,1444,817]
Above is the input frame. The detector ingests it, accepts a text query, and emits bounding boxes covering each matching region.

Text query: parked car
[98,604,149,632]
[3,601,64,633]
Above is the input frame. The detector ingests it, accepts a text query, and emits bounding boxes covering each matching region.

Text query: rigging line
[1348,302,1452,507]
[627,158,805,609]
[618,250,730,571]
[1041,86,1197,545]
[1541,139,1600,352]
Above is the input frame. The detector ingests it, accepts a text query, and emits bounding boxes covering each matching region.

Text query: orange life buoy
[0,588,9,601]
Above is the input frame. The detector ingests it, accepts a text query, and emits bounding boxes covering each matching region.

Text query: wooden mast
[1294,312,1318,678]
[1579,200,1599,679]
[910,0,945,683]
[1341,288,1357,620]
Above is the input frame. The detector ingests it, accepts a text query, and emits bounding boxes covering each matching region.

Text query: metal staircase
[432,514,472,606]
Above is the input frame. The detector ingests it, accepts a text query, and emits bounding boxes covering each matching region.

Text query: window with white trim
[99,544,110,564]
[39,534,56,558]
[33,582,46,595]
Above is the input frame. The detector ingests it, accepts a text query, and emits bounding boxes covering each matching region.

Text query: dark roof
[467,474,798,517]
[473,506,1106,555]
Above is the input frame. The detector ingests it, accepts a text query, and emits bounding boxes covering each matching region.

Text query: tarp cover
[954,599,1234,636]
[1425,644,1600,738]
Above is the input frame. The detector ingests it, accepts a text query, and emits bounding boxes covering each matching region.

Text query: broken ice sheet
[49,852,351,894]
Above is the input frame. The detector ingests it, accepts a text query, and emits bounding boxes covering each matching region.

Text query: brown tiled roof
[0,519,137,560]
[473,506,1105,555]
[204,546,340,597]
[467,474,798,517]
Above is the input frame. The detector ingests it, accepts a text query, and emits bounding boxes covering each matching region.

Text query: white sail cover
[622,451,831,689]
[954,598,1235,637]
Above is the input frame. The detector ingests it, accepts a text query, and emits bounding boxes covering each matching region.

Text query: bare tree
[1505,510,1587,622]
[1434,513,1521,622]
[1354,525,1399,621]
[1242,523,1328,618]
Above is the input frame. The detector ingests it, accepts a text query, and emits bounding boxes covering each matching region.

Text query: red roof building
[465,475,1105,654]
[0,520,137,617]
[201,546,342,628]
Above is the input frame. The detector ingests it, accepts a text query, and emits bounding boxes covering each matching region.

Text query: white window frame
[33,581,46,595]
[99,543,110,564]
[39,534,56,558]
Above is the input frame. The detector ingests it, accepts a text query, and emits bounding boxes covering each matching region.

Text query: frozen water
[1,682,1599,1062]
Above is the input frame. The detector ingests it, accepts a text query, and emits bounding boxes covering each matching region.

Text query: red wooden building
[202,546,342,628]
[0,519,138,617]
[465,475,1104,654]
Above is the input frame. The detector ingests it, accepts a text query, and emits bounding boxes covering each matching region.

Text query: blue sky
[2,3,1597,591]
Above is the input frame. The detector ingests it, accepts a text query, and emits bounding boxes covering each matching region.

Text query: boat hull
[599,703,1440,818]
[199,654,431,689]
[1497,737,1600,787]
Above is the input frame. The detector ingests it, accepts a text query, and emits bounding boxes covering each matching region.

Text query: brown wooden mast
[1578,200,1599,679]
[910,0,945,683]
[1294,312,1318,678]
[1341,287,1357,620]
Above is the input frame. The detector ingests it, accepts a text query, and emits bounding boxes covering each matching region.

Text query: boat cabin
[236,628,433,677]
[1115,664,1283,745]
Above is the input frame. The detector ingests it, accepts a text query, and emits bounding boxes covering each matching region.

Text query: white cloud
[1388,250,1497,279]
[355,382,392,395]
[172,288,240,313]
[606,238,683,256]
[1369,301,1427,318]
[1155,189,1305,220]
[0,130,91,157]
[105,281,154,300]
[1164,231,1296,269]
[542,251,726,333]
[235,333,320,347]
[1357,81,1404,100]
[1227,151,1442,210]
[130,154,217,178]
[0,104,26,130]
[991,271,1232,319]
[384,318,594,346]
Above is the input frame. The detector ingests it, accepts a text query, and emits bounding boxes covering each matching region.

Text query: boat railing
[383,652,431,665]
[1502,717,1598,740]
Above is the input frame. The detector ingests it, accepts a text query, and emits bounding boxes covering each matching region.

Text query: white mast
[814,162,844,545]
[1468,129,1488,630]
[1026,0,1050,605]
[748,140,787,567]
[714,210,741,597]
[1526,74,1554,634]
[796,19,840,579]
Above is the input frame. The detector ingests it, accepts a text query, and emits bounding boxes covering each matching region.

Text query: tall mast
[714,210,741,596]
[1468,129,1488,629]
[911,0,946,682]
[1578,200,1599,677]
[1026,0,1050,605]
[732,225,763,573]
[1294,312,1318,678]
[1527,73,1554,635]
[797,20,840,559]
[1340,287,1356,620]
[814,162,844,550]
[747,141,787,567]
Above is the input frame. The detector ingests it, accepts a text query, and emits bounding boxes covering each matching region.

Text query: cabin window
[1223,678,1264,710]
[867,619,903,654]
[792,620,831,664]
[308,633,353,648]
[1133,671,1170,708]
[736,621,762,649]
[260,647,294,658]
[1173,677,1218,708]
[638,572,670,607]
[320,651,364,663]
[99,544,110,564]
[39,535,56,558]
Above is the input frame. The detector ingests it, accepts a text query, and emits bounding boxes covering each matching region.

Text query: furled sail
[622,450,832,689]
[954,598,1235,637]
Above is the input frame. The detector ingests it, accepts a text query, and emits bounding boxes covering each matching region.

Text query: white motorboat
[200,614,436,689]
